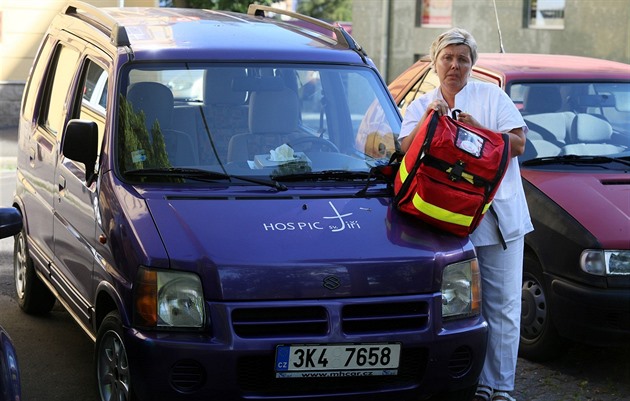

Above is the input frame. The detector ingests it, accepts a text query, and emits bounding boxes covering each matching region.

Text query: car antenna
[492,0,506,53]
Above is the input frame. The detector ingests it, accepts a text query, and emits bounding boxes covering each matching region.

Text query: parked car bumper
[550,276,630,345]
[125,297,488,401]
[0,329,21,401]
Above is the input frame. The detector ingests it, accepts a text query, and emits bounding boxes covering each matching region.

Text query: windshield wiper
[522,155,630,168]
[272,170,373,182]
[123,167,287,191]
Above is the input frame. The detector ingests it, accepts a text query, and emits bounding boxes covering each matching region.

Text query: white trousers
[476,237,524,391]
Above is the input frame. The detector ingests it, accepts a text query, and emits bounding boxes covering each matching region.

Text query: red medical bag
[394,109,510,237]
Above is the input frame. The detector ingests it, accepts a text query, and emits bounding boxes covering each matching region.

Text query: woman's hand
[457,112,480,128]
[401,101,446,152]
[428,99,449,116]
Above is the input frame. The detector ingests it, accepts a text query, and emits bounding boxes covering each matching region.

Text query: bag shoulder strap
[394,110,440,203]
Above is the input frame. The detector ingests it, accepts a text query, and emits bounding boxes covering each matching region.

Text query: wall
[353,0,630,83]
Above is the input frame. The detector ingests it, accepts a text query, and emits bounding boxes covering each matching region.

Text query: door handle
[58,175,66,192]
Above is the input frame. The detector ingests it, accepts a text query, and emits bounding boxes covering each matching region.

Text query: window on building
[415,0,452,28]
[528,0,565,29]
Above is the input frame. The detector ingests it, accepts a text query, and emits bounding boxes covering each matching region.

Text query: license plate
[275,343,400,378]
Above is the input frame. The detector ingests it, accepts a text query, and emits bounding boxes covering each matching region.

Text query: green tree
[297,0,352,22]
[118,95,170,173]
[182,0,272,13]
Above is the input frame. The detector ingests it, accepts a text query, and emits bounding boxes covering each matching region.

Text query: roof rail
[247,5,366,57]
[63,1,130,47]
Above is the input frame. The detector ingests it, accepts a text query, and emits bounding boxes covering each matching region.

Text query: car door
[18,37,81,275]
[52,51,109,326]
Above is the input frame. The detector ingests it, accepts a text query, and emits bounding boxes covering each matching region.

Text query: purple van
[13,3,486,400]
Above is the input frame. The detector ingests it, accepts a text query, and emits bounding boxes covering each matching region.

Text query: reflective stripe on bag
[399,156,410,182]
[411,192,474,227]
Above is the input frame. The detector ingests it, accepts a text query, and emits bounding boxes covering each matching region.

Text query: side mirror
[0,207,23,239]
[62,119,99,186]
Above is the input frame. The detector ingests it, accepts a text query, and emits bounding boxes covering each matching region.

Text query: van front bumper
[125,295,488,401]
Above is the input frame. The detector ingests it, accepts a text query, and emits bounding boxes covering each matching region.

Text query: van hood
[145,195,472,300]
[523,170,630,249]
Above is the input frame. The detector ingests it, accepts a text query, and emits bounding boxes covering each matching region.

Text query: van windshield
[116,64,401,183]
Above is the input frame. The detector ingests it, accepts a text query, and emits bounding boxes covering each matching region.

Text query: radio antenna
[492,0,506,53]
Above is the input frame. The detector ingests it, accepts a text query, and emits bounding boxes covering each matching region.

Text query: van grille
[342,301,430,334]
[232,306,328,338]
[231,301,430,338]
[447,346,473,377]
[169,359,206,393]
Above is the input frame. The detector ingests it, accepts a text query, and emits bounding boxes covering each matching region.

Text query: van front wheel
[96,311,135,401]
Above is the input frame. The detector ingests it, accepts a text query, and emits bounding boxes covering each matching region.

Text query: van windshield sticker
[131,149,147,163]
[263,201,361,233]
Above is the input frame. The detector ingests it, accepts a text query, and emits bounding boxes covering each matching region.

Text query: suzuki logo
[323,275,341,290]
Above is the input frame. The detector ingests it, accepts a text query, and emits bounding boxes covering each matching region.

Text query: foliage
[185,0,272,13]
[118,94,171,173]
[180,0,352,21]
[297,0,352,22]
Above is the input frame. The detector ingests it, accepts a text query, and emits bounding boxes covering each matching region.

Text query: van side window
[82,61,108,111]
[79,60,108,154]
[22,36,55,121]
[40,44,80,136]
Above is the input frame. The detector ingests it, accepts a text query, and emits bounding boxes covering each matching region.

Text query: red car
[389,53,630,361]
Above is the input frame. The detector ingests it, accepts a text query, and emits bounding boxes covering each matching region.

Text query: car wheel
[14,227,56,314]
[96,311,135,401]
[519,252,568,361]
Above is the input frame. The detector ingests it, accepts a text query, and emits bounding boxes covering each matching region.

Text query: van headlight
[581,250,630,276]
[441,259,481,320]
[134,267,205,328]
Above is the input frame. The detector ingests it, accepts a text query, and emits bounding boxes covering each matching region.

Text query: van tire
[96,311,135,401]
[14,228,56,315]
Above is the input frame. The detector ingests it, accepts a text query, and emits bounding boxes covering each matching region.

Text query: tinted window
[79,60,108,156]
[41,44,80,136]
[22,36,55,121]
[82,61,108,111]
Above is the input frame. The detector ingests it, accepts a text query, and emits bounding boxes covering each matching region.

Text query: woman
[398,28,533,401]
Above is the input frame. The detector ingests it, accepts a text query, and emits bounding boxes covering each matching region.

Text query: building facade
[0,0,297,126]
[0,0,157,126]
[352,0,630,83]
